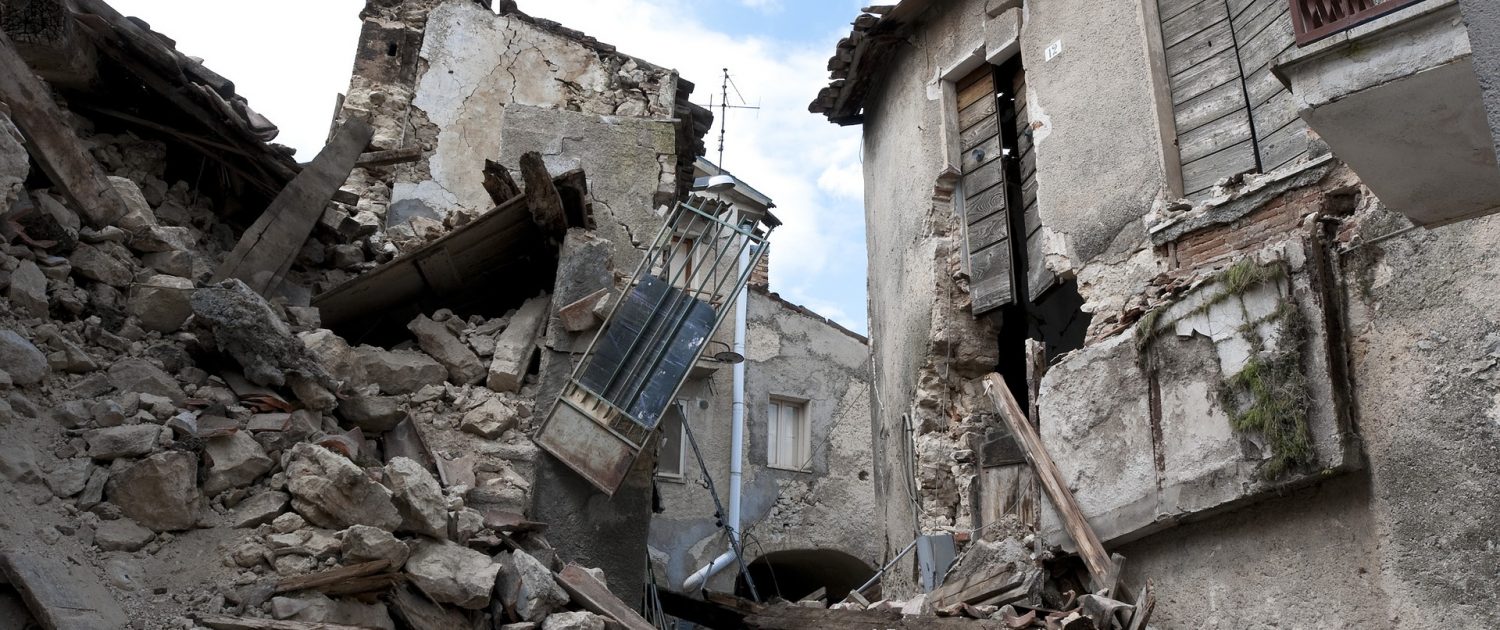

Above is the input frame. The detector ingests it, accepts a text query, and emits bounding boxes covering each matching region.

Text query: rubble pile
[747,535,1149,630]
[0,43,649,630]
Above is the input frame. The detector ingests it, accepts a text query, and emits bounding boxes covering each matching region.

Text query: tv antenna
[708,68,760,168]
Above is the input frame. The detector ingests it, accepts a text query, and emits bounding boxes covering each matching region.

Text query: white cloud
[738,0,784,12]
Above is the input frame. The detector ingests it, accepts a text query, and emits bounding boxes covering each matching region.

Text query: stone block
[488,295,550,393]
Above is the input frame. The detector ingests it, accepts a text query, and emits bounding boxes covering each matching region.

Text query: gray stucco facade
[823,0,1500,624]
[648,289,876,599]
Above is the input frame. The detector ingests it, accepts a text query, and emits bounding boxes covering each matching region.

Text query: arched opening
[733,549,875,603]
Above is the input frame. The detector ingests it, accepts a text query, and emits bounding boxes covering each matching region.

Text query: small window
[767,398,810,471]
[657,405,686,479]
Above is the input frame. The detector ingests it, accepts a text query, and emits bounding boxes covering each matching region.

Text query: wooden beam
[554,564,656,630]
[215,117,373,296]
[519,151,566,237]
[981,373,1116,592]
[273,560,390,595]
[354,146,422,168]
[0,29,129,228]
[1126,580,1155,630]
[482,158,520,205]
[0,550,131,630]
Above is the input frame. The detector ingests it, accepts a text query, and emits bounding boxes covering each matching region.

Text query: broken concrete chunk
[9,259,48,318]
[284,442,401,530]
[499,548,570,622]
[191,279,331,389]
[557,288,608,333]
[85,424,160,460]
[405,540,500,610]
[488,295,550,393]
[107,358,185,403]
[126,274,195,333]
[234,491,290,528]
[107,175,157,232]
[45,458,93,497]
[408,314,486,385]
[541,611,607,630]
[342,524,410,570]
[338,394,406,433]
[300,328,367,389]
[202,431,274,495]
[271,592,395,630]
[107,450,204,532]
[460,396,518,439]
[357,345,447,395]
[0,330,47,386]
[69,243,135,287]
[0,440,38,483]
[386,456,449,539]
[95,517,155,552]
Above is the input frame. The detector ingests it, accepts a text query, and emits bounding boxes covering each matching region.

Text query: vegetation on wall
[1134,259,1315,480]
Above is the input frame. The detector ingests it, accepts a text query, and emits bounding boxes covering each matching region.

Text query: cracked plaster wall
[338,0,681,249]
[648,290,876,595]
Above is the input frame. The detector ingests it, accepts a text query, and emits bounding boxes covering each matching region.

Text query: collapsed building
[0,0,880,629]
[809,0,1500,628]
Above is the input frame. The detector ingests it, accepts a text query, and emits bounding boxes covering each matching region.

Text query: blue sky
[106,0,870,334]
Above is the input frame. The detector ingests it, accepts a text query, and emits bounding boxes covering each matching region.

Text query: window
[953,58,1058,316]
[767,398,810,471]
[1155,0,1311,197]
[657,404,686,479]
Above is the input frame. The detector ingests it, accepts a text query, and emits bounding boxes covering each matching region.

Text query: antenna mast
[714,68,760,168]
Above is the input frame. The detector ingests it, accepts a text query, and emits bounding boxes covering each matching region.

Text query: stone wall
[647,289,875,595]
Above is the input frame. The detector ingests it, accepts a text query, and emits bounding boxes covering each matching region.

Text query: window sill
[766,464,812,474]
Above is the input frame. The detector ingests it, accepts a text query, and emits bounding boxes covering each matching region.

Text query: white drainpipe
[683,226,751,593]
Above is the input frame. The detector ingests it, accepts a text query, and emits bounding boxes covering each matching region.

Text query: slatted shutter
[1009,69,1058,303]
[1160,0,1310,198]
[958,66,1015,315]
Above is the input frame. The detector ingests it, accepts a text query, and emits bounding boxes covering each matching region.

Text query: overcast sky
[108,0,870,334]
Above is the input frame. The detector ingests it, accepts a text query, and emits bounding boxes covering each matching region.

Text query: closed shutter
[958,65,1015,315]
[1010,69,1058,303]
[1159,0,1309,198]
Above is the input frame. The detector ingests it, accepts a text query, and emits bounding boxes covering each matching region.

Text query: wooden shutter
[957,66,1015,315]
[1159,0,1309,197]
[1010,70,1058,303]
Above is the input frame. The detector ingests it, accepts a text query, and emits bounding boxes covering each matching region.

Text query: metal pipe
[680,204,757,594]
[852,537,921,598]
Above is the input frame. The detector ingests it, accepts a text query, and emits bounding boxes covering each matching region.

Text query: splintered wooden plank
[555,564,656,630]
[982,374,1116,592]
[354,146,422,168]
[1126,580,1156,630]
[0,29,129,228]
[273,560,390,595]
[0,550,131,630]
[929,565,1022,608]
[215,118,373,295]
[482,158,521,205]
[520,151,567,238]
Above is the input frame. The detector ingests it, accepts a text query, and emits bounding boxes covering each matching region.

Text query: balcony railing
[1291,0,1430,46]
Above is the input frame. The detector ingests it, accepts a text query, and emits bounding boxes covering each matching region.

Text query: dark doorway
[732,549,875,603]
